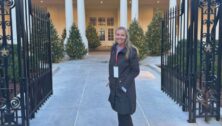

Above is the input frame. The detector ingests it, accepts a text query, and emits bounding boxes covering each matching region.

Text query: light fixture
[157,1,160,4]
[40,0,43,3]
[100,1,103,4]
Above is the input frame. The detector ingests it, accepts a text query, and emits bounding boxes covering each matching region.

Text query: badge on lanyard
[113,66,119,78]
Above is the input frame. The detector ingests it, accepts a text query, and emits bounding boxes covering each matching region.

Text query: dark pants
[117,113,133,126]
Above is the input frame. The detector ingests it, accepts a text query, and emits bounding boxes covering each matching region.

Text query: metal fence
[161,0,222,122]
[0,0,52,126]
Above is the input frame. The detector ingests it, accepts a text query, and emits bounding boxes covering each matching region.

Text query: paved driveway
[30,52,222,126]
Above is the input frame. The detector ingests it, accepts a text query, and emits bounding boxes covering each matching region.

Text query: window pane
[98,17,106,26]
[89,17,96,26]
[99,29,105,41]
[108,28,114,41]
[107,17,114,26]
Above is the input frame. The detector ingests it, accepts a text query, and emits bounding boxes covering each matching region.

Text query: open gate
[161,0,222,122]
[0,0,52,126]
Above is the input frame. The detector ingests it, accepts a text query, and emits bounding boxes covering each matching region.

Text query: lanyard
[115,46,124,64]
[115,54,118,64]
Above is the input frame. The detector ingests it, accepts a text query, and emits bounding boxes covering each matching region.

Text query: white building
[33,0,169,50]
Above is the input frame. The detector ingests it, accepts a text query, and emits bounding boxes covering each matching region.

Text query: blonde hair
[115,26,139,59]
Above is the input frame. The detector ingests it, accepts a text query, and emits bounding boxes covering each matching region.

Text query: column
[131,0,138,21]
[65,0,73,45]
[77,0,88,50]
[169,0,178,53]
[169,0,177,8]
[120,0,127,27]
[180,0,188,39]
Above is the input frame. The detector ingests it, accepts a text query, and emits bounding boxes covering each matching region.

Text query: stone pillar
[65,0,73,45]
[169,0,177,52]
[131,0,138,21]
[120,0,127,27]
[77,0,88,50]
[180,0,188,39]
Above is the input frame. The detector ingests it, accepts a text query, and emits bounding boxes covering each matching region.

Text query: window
[99,29,105,41]
[89,17,97,26]
[107,17,114,26]
[108,29,114,41]
[98,17,106,26]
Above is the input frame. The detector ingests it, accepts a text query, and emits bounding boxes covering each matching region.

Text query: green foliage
[145,10,170,55]
[167,40,201,75]
[50,21,64,63]
[66,24,87,59]
[61,28,66,44]
[86,25,101,49]
[128,20,147,59]
[8,45,19,82]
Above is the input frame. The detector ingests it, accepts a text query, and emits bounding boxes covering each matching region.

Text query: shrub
[86,25,101,49]
[128,20,147,59]
[50,21,64,63]
[66,24,87,59]
[145,10,170,55]
[61,28,66,44]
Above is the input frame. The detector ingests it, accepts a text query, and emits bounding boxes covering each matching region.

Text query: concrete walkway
[30,52,222,126]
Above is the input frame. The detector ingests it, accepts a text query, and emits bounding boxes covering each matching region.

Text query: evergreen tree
[66,24,87,59]
[50,20,64,63]
[86,25,101,49]
[61,28,66,44]
[128,20,147,59]
[145,10,170,55]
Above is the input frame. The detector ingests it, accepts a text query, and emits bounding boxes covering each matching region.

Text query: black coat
[108,44,140,115]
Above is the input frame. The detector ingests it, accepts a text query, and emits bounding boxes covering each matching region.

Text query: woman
[108,26,140,126]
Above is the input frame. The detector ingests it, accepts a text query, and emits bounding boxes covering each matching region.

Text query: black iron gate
[161,0,222,122]
[0,0,52,126]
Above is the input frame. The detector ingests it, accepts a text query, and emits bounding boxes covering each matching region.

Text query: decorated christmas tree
[128,20,147,59]
[66,24,87,59]
[86,25,101,49]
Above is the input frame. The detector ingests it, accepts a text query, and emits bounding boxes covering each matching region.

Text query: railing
[161,0,222,122]
[0,0,52,126]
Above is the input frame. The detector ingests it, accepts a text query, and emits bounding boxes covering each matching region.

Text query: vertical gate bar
[211,5,217,117]
[182,0,186,111]
[216,2,222,121]
[183,0,186,109]
[161,19,164,91]
[193,0,198,122]
[175,6,178,103]
[165,11,168,93]
[167,11,168,93]
[47,12,53,95]
[24,0,31,122]
[188,0,194,122]
[172,7,174,101]
[205,0,211,121]
[179,3,183,106]
[168,8,171,97]
[185,0,190,112]
[166,11,168,94]
[169,9,172,97]
[199,3,204,117]
[173,7,175,100]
